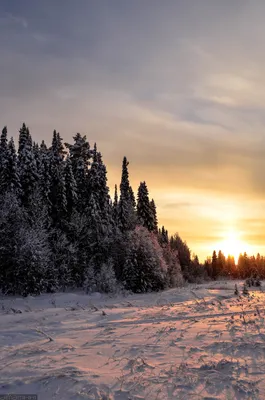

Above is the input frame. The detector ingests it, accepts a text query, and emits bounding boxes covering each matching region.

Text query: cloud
[0,12,28,28]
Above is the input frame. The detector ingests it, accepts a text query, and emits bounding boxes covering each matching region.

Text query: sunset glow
[217,230,251,263]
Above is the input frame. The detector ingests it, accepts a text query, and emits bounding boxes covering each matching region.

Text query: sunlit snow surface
[1,281,265,399]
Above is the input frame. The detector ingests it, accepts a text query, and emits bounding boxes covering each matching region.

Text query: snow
[1,281,265,399]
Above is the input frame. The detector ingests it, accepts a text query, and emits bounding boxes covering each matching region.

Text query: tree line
[1,124,261,296]
[0,124,192,296]
[204,250,265,280]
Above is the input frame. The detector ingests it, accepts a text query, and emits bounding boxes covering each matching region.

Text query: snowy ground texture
[1,281,265,400]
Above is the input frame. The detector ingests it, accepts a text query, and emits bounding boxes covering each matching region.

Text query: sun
[219,231,249,262]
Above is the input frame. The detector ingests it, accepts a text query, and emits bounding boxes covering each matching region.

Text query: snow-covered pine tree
[39,140,52,212]
[51,130,66,162]
[85,145,113,268]
[17,123,39,208]
[0,192,54,295]
[159,226,169,246]
[113,184,119,225]
[49,131,67,226]
[84,258,117,294]
[0,126,9,195]
[6,137,21,195]
[150,199,158,233]
[118,156,136,231]
[64,156,78,219]
[137,181,154,231]
[18,123,29,154]
[0,192,24,292]
[75,156,87,210]
[65,132,91,173]
[65,133,91,212]
[33,142,41,170]
[122,226,166,293]
[129,185,136,209]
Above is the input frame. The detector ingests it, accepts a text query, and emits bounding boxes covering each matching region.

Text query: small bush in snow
[84,259,117,294]
[234,284,239,296]
[242,283,249,296]
[95,261,117,293]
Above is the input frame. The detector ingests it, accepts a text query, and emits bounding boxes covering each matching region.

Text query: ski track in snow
[0,281,265,399]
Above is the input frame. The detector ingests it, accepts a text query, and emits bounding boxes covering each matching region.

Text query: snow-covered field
[1,281,265,400]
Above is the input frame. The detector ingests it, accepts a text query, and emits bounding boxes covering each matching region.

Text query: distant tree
[183,254,206,283]
[211,250,218,279]
[217,250,226,276]
[225,255,236,278]
[238,252,251,279]
[204,257,212,279]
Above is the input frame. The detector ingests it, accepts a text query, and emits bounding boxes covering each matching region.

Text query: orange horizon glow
[212,230,252,263]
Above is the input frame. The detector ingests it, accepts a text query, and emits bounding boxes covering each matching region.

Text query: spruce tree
[123,227,166,292]
[159,226,169,245]
[6,138,21,195]
[18,123,29,155]
[137,181,153,231]
[65,133,91,211]
[0,126,8,153]
[17,123,39,208]
[39,140,52,210]
[212,250,218,279]
[65,132,91,173]
[33,142,42,172]
[150,199,158,233]
[86,145,112,244]
[0,127,9,194]
[75,156,87,210]
[129,186,136,209]
[217,250,226,276]
[64,156,78,219]
[118,157,136,231]
[49,131,67,225]
[113,184,119,225]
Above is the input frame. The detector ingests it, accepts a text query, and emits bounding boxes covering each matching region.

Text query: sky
[1,0,265,260]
